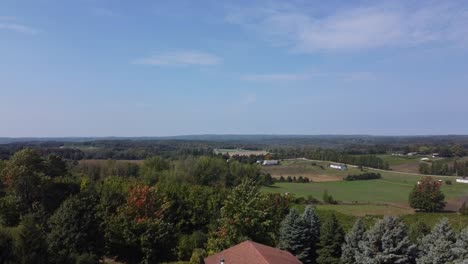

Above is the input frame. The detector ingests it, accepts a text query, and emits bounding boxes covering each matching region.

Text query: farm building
[204,240,301,264]
[262,160,280,166]
[456,178,468,184]
[329,164,348,170]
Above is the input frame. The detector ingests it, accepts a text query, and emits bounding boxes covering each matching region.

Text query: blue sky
[1,0,468,137]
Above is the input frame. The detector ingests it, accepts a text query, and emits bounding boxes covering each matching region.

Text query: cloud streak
[134,51,222,66]
[0,17,39,34]
[242,70,375,82]
[241,72,312,81]
[226,1,468,52]
[0,23,39,34]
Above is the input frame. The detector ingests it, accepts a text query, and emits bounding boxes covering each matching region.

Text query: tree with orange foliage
[105,185,174,263]
[409,177,445,212]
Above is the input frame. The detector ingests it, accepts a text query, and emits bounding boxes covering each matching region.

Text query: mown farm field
[262,159,468,216]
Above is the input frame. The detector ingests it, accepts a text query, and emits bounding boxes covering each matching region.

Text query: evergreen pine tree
[279,206,321,264]
[316,214,345,264]
[279,209,306,257]
[357,216,417,264]
[341,218,366,264]
[302,206,321,263]
[453,227,468,263]
[417,218,457,264]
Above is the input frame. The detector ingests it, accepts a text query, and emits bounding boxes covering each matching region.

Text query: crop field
[213,148,269,156]
[262,159,468,215]
[377,154,422,173]
[262,159,363,182]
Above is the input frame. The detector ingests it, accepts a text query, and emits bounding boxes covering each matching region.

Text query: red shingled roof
[204,240,302,264]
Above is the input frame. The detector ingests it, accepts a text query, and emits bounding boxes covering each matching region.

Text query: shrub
[445,180,452,185]
[344,173,381,181]
[322,190,338,204]
[460,202,468,215]
[189,248,206,264]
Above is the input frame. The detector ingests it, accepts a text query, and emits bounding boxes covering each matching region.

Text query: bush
[176,231,207,261]
[306,195,320,204]
[189,248,206,264]
[460,202,468,215]
[344,173,381,181]
[445,180,452,185]
[322,190,338,204]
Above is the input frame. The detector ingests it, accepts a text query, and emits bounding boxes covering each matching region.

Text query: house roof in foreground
[204,240,302,264]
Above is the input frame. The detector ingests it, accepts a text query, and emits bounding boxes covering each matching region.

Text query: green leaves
[207,179,289,253]
[409,177,445,212]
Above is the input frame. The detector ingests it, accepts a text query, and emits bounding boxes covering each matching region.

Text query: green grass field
[262,159,468,216]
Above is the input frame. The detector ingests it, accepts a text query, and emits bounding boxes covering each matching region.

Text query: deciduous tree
[409,177,445,212]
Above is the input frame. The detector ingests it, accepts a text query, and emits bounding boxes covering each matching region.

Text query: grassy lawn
[262,159,468,216]
[263,178,467,203]
[316,204,413,216]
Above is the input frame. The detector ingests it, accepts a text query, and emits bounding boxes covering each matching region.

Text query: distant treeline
[344,172,382,181]
[0,136,467,166]
[270,148,390,170]
[420,160,468,176]
[276,176,310,183]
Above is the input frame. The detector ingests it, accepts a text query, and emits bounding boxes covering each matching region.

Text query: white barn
[262,160,280,166]
[330,164,348,170]
[456,178,468,184]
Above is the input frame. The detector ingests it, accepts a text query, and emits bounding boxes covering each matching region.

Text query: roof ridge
[246,241,274,264]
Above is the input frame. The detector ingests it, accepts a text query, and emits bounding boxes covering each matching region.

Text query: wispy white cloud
[241,72,313,81]
[0,23,39,34]
[226,1,468,52]
[242,70,375,82]
[133,51,222,66]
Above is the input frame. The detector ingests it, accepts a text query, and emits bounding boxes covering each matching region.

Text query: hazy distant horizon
[2,134,468,139]
[2,0,468,136]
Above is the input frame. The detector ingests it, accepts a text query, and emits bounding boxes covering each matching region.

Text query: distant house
[204,240,302,264]
[329,164,348,170]
[262,160,280,166]
[420,157,430,161]
[432,153,440,158]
